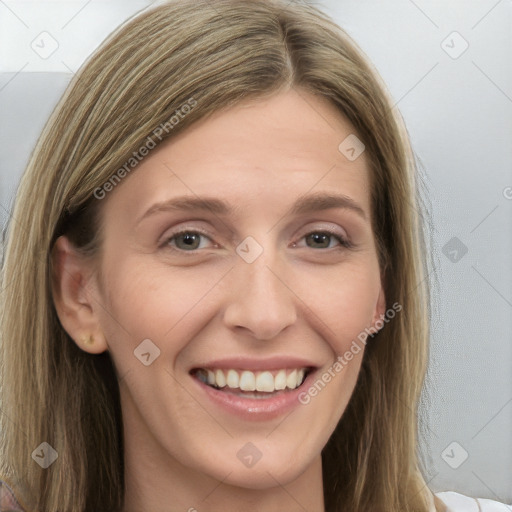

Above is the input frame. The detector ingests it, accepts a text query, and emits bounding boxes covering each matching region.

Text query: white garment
[436,491,512,511]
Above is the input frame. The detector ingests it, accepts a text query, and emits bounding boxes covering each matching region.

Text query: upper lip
[190,356,320,372]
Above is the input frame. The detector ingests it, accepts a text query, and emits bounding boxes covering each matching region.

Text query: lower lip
[191,371,316,421]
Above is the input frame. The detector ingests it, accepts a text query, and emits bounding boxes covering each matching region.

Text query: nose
[222,251,298,341]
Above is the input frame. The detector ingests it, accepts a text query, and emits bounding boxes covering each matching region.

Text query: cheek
[301,259,382,350]
[97,248,381,372]
[95,255,226,362]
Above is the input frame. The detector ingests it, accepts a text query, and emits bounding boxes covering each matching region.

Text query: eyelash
[161,227,354,254]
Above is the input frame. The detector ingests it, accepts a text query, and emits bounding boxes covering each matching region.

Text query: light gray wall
[317,0,512,501]
[1,0,511,502]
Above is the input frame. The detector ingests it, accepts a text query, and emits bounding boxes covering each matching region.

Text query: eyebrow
[136,192,367,225]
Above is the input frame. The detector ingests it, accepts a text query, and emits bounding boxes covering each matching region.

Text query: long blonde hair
[0,1,438,510]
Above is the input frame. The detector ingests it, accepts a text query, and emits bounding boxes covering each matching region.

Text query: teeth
[274,369,287,390]
[239,371,256,391]
[226,369,239,388]
[255,371,274,392]
[286,369,298,389]
[195,367,308,393]
[215,369,226,388]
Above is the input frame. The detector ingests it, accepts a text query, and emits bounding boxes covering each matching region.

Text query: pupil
[181,234,199,248]
[309,233,329,248]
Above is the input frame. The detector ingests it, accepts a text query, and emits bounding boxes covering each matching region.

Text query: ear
[370,280,387,333]
[51,235,108,354]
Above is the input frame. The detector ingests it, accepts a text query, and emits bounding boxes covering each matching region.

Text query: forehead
[102,89,371,219]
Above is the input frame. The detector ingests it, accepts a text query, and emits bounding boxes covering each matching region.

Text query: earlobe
[371,283,387,333]
[51,236,108,354]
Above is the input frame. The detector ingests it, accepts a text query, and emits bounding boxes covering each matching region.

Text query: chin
[219,461,310,490]
[195,440,318,490]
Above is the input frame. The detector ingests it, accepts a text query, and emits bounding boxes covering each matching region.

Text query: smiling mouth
[191,367,312,397]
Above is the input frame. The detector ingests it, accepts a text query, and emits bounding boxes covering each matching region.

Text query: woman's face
[70,89,385,490]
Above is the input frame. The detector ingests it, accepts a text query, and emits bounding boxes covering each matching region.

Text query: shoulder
[0,479,26,512]
[436,491,512,512]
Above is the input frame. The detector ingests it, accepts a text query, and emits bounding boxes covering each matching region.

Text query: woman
[0,1,509,511]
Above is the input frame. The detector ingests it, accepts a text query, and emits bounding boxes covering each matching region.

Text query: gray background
[1,0,511,502]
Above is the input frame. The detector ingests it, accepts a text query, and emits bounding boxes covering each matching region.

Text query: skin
[52,87,386,512]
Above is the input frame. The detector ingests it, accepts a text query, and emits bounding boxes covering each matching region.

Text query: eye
[162,230,215,252]
[296,229,353,250]
[160,227,353,254]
